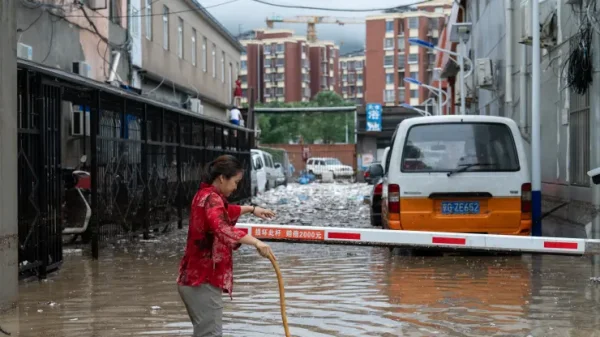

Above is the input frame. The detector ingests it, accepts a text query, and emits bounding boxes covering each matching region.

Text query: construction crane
[265,15,364,43]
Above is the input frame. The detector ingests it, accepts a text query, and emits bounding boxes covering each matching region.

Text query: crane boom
[265,15,364,43]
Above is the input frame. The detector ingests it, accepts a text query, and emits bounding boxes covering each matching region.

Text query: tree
[257,91,356,144]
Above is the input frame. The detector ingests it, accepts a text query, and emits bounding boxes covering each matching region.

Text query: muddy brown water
[2,233,600,337]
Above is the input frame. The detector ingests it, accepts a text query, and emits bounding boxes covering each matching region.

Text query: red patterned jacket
[177,183,248,297]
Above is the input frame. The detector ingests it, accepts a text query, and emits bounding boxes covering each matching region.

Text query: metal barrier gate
[237,223,600,256]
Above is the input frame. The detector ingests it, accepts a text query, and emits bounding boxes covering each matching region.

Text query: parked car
[364,161,384,184]
[306,157,354,179]
[369,147,389,227]
[381,115,531,236]
[274,162,287,186]
[252,149,277,190]
[252,153,267,195]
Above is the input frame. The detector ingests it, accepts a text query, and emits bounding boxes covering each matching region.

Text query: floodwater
[2,184,600,337]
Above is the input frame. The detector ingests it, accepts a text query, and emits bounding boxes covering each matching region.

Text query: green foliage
[256,91,356,144]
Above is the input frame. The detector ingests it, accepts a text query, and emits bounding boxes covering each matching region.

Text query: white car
[306,157,354,179]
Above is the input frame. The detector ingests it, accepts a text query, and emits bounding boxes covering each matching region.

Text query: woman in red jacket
[177,155,276,337]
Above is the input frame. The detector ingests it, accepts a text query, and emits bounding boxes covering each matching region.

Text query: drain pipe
[520,45,528,138]
[505,0,514,109]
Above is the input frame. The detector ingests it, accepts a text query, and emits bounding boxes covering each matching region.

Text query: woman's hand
[255,240,275,259]
[253,207,276,220]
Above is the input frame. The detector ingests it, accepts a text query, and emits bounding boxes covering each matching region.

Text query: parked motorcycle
[62,155,92,243]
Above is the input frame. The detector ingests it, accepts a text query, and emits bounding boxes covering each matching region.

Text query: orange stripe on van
[396,197,531,235]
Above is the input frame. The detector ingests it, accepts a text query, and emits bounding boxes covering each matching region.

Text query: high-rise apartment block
[339,53,366,105]
[365,1,451,107]
[239,29,339,104]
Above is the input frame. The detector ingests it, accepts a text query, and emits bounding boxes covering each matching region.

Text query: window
[321,47,326,60]
[398,54,405,68]
[408,53,418,64]
[357,86,363,94]
[384,89,395,102]
[342,74,348,81]
[355,60,363,69]
[162,6,169,50]
[341,61,347,69]
[398,88,406,101]
[276,87,284,96]
[212,43,216,78]
[276,43,284,54]
[276,73,284,81]
[384,55,393,67]
[401,123,520,173]
[191,29,197,66]
[410,89,419,98]
[410,72,418,80]
[241,60,247,70]
[570,90,591,186]
[398,72,405,86]
[177,18,183,58]
[228,62,232,99]
[349,73,355,82]
[145,0,152,40]
[202,37,207,72]
[386,73,394,84]
[397,36,405,50]
[357,73,363,81]
[321,75,327,86]
[109,0,121,25]
[408,17,419,29]
[276,58,285,67]
[384,38,394,49]
[386,20,394,32]
[240,75,247,82]
[221,51,225,83]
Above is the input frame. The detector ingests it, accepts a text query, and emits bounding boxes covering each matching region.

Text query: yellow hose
[268,253,291,337]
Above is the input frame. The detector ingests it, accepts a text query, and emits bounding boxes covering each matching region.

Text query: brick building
[339,52,366,105]
[365,1,451,107]
[308,41,340,97]
[240,29,331,104]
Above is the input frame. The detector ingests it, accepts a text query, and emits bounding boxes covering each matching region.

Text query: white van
[382,115,532,236]
[252,153,267,195]
[251,149,277,190]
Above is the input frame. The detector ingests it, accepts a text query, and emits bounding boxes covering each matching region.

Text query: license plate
[441,201,480,215]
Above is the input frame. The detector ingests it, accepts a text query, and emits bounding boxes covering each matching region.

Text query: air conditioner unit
[17,43,33,60]
[73,61,92,78]
[189,98,204,114]
[87,0,107,10]
[476,58,494,89]
[71,105,90,136]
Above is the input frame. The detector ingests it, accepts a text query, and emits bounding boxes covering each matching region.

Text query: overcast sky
[205,0,418,53]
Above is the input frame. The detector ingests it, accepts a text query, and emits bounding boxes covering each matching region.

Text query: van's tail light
[388,184,400,213]
[374,183,383,195]
[521,183,532,213]
[364,171,370,179]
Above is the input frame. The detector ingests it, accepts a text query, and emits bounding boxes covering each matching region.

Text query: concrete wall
[0,0,18,311]
[16,1,130,83]
[466,0,600,224]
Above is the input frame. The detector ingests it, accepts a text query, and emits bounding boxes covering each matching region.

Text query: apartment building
[139,0,244,119]
[339,53,366,105]
[309,42,340,97]
[240,29,311,104]
[365,4,450,107]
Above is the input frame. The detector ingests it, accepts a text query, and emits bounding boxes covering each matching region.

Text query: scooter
[62,155,92,243]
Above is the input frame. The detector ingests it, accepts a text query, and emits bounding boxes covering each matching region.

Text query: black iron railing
[17,61,253,277]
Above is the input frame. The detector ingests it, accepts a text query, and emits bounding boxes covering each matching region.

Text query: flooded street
[2,183,600,336]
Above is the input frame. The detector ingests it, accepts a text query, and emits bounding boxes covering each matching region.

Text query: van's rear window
[401,123,520,173]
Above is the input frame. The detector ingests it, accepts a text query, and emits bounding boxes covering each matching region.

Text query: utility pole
[531,0,542,236]
[0,0,19,311]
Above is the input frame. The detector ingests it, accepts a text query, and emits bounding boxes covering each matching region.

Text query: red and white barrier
[236,223,600,256]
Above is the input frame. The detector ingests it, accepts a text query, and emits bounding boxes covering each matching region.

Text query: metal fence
[17,60,254,277]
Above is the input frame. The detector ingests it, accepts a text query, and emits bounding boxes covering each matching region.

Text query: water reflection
[1,237,600,336]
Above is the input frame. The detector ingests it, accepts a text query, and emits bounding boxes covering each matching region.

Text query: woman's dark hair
[203,155,244,183]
